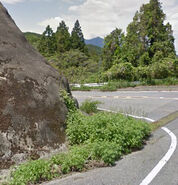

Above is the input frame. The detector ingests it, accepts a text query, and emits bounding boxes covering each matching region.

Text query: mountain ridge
[85,37,104,48]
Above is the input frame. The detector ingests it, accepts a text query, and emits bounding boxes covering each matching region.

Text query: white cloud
[38,16,63,31]
[1,0,24,4]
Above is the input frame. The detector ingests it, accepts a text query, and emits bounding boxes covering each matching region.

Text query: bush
[57,49,89,68]
[80,99,101,114]
[162,57,177,77]
[90,141,122,165]
[149,62,170,79]
[105,62,134,81]
[66,111,151,150]
[135,66,149,80]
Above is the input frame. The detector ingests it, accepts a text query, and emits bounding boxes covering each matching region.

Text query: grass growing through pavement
[8,91,151,185]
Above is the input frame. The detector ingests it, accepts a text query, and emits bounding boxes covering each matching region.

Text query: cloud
[38,16,63,31]
[1,0,24,4]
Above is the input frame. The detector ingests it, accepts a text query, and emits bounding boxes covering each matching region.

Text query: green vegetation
[38,25,57,56]
[80,99,101,114]
[101,0,177,83]
[24,32,41,49]
[8,93,151,185]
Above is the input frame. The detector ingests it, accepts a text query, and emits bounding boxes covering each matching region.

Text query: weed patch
[80,99,101,114]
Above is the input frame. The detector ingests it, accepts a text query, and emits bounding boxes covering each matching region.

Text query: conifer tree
[71,20,87,53]
[38,25,56,56]
[102,28,125,70]
[56,21,71,53]
[123,0,175,66]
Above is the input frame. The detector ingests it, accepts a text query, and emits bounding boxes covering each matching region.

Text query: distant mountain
[85,37,104,48]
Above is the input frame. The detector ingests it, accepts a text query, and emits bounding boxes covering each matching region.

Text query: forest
[24,0,178,85]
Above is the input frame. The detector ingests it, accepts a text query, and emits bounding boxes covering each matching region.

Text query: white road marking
[139,127,177,185]
[124,113,155,122]
[97,107,155,122]
[98,107,177,185]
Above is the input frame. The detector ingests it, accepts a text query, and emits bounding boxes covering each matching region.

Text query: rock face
[0,2,70,168]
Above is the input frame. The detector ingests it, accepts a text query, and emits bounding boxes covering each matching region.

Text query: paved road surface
[43,90,178,185]
[72,90,178,121]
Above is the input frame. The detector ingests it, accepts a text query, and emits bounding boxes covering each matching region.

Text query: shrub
[90,141,122,165]
[66,111,151,150]
[135,66,149,80]
[80,99,101,114]
[149,62,169,79]
[57,49,89,68]
[162,57,177,77]
[105,62,134,81]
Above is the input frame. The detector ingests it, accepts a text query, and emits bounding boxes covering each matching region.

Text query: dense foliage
[80,99,101,114]
[56,21,71,53]
[36,20,88,57]
[38,25,57,56]
[24,32,41,49]
[102,0,177,81]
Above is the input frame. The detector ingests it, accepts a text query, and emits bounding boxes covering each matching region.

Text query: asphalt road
[72,90,178,121]
[43,90,178,185]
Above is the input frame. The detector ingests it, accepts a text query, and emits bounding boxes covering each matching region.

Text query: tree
[123,11,146,67]
[38,25,56,56]
[124,0,175,66]
[56,21,71,53]
[102,28,125,70]
[71,20,87,53]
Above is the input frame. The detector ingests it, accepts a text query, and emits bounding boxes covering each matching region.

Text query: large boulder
[0,2,70,169]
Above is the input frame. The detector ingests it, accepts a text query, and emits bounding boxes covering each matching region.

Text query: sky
[1,0,178,53]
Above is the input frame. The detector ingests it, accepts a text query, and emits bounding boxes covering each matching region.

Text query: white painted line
[97,107,117,113]
[97,107,155,123]
[139,127,177,185]
[124,113,155,123]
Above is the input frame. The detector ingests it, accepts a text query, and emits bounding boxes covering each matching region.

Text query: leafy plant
[9,160,55,185]
[60,90,76,112]
[80,99,101,114]
[66,111,151,151]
